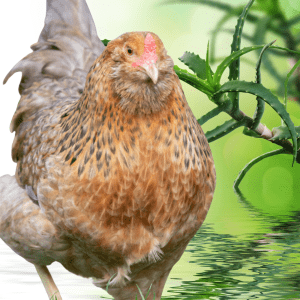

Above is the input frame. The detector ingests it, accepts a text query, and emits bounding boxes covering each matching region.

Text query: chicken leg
[35,265,62,300]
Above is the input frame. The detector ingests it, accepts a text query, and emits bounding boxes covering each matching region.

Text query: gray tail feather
[39,0,104,56]
[3,0,105,94]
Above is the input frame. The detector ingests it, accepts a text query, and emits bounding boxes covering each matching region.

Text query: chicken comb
[132,33,158,68]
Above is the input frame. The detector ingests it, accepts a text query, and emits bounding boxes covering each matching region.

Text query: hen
[0,0,216,299]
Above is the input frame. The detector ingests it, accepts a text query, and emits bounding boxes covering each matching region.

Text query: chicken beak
[142,63,159,84]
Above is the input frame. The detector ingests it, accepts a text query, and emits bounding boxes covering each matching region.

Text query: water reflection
[164,191,300,299]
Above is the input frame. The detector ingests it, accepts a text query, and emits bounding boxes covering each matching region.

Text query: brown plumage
[0,0,216,299]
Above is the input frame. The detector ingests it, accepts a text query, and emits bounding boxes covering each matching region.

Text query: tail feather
[3,0,105,94]
[40,0,103,55]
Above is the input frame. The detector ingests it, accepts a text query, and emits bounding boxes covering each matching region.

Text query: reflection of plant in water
[158,0,300,190]
[163,219,300,299]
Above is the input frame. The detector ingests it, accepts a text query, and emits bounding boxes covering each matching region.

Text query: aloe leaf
[233,149,288,190]
[214,55,257,68]
[270,46,300,56]
[253,16,269,48]
[179,51,213,80]
[228,0,255,113]
[252,17,284,99]
[213,46,300,88]
[213,45,265,86]
[210,12,239,63]
[174,65,214,96]
[253,17,282,84]
[206,42,214,86]
[102,39,111,46]
[252,40,276,129]
[213,80,298,165]
[270,125,300,141]
[161,0,233,11]
[229,0,255,81]
[219,29,253,42]
[209,4,260,63]
[256,0,281,15]
[205,118,246,143]
[286,15,300,27]
[162,0,284,39]
[256,41,276,84]
[161,0,259,23]
[198,103,229,125]
[284,58,300,110]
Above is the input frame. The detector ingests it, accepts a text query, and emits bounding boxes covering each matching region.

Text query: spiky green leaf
[213,45,300,87]
[213,80,298,165]
[102,39,111,46]
[210,13,236,63]
[256,41,276,83]
[253,17,283,85]
[174,65,214,96]
[284,58,300,110]
[229,0,255,81]
[205,118,246,143]
[179,51,213,80]
[270,125,300,141]
[287,15,300,27]
[255,0,281,16]
[270,46,300,56]
[198,105,225,126]
[206,42,214,86]
[252,40,276,129]
[233,149,288,190]
[213,45,264,86]
[228,0,255,113]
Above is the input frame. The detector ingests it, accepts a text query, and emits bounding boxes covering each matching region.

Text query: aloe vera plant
[164,0,300,189]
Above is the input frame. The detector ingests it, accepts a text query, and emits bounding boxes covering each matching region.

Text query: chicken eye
[127,48,133,55]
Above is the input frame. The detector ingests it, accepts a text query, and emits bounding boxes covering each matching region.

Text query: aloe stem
[233,149,289,190]
[208,99,299,164]
[238,110,300,164]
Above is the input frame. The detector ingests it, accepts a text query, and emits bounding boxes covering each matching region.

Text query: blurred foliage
[161,0,300,190]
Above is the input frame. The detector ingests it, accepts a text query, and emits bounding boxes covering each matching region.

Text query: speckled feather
[0,0,216,299]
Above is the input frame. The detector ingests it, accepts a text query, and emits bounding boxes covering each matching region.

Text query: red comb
[132,33,158,68]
